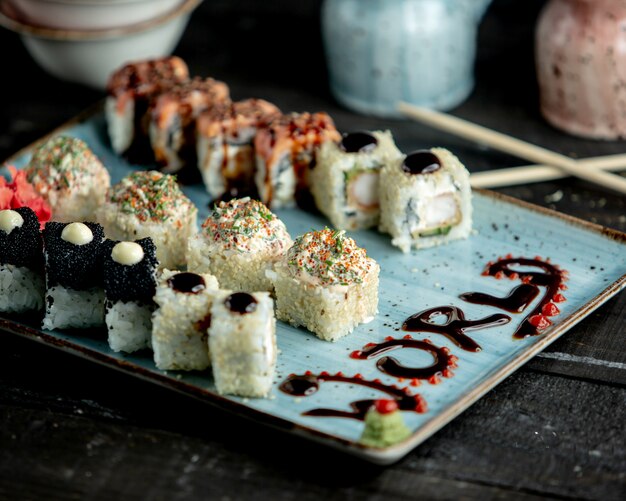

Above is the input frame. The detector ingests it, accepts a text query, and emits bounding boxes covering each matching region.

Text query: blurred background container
[536,0,626,140]
[0,0,202,90]
[321,0,492,117]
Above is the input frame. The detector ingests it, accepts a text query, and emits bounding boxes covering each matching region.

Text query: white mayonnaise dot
[0,210,24,234]
[61,222,93,245]
[111,241,144,266]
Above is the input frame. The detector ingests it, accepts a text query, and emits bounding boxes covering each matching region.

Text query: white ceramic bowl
[0,0,203,90]
[9,0,185,30]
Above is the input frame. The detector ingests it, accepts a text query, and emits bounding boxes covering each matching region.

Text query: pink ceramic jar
[536,0,626,140]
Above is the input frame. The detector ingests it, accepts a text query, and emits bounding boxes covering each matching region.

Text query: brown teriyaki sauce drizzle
[350,335,458,384]
[461,255,567,338]
[279,372,427,420]
[168,272,206,294]
[402,306,510,352]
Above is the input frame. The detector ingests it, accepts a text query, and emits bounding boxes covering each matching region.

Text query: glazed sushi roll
[209,291,276,397]
[379,148,472,253]
[101,238,159,353]
[42,222,105,330]
[187,197,292,292]
[105,56,189,162]
[152,269,219,371]
[97,171,197,270]
[197,99,281,201]
[24,136,111,223]
[0,208,45,313]
[311,131,402,230]
[269,228,379,341]
[254,112,341,209]
[149,77,230,177]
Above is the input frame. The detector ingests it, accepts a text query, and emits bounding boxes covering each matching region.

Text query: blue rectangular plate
[2,106,625,464]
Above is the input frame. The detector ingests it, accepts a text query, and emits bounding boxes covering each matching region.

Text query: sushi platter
[1,104,625,464]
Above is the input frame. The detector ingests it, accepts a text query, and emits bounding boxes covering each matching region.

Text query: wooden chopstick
[397,102,626,195]
[470,156,626,188]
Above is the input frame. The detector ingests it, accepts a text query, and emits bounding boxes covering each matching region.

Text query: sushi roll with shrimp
[101,238,159,353]
[152,269,219,371]
[197,99,281,201]
[379,148,472,253]
[209,291,276,397]
[24,136,111,223]
[186,197,292,292]
[149,77,230,179]
[105,56,189,163]
[254,112,341,209]
[311,131,402,230]
[96,171,197,270]
[269,228,379,342]
[0,208,45,313]
[42,222,105,330]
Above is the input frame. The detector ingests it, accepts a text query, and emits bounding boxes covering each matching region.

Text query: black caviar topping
[42,221,104,289]
[0,207,43,273]
[101,237,158,303]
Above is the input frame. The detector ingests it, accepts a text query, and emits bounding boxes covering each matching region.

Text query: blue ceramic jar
[321,0,492,117]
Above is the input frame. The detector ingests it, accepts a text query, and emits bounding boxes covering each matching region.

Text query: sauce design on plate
[350,335,458,384]
[279,372,427,420]
[461,255,567,338]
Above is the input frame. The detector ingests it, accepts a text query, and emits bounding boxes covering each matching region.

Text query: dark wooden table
[0,1,624,499]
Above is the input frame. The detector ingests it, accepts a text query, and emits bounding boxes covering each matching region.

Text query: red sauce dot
[441,347,450,354]
[495,271,504,279]
[481,270,490,276]
[529,315,552,329]
[305,370,313,376]
[410,379,421,387]
[354,373,363,379]
[559,284,568,290]
[509,272,519,280]
[403,334,413,340]
[374,399,398,414]
[542,302,560,316]
[522,276,533,284]
[335,371,344,377]
[349,350,361,359]
[449,355,459,362]
[320,371,329,376]
[385,336,394,341]
[373,379,382,384]
[534,255,542,261]
[423,339,432,344]
[365,342,376,348]
[505,253,513,259]
[428,375,441,385]
[443,369,453,378]
[553,293,566,303]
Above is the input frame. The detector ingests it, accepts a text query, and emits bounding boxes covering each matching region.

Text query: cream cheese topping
[111,241,144,266]
[0,210,24,234]
[61,222,93,245]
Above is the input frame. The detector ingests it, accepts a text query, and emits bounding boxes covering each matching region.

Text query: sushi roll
[149,77,231,178]
[24,136,111,223]
[254,112,341,209]
[105,56,189,163]
[42,221,105,330]
[197,99,281,202]
[96,171,197,270]
[269,228,379,342]
[209,291,276,398]
[0,207,45,313]
[152,269,219,371]
[101,238,159,353]
[311,131,402,230]
[186,197,292,292]
[379,148,472,253]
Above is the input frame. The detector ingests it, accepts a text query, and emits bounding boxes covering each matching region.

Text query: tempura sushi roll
[187,197,292,292]
[209,291,276,397]
[254,112,340,209]
[149,77,230,178]
[102,238,159,353]
[25,136,111,223]
[42,222,105,330]
[379,148,472,253]
[97,171,197,270]
[0,208,45,313]
[152,269,219,371]
[105,56,189,163]
[270,229,379,341]
[197,99,281,201]
[311,131,402,230]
